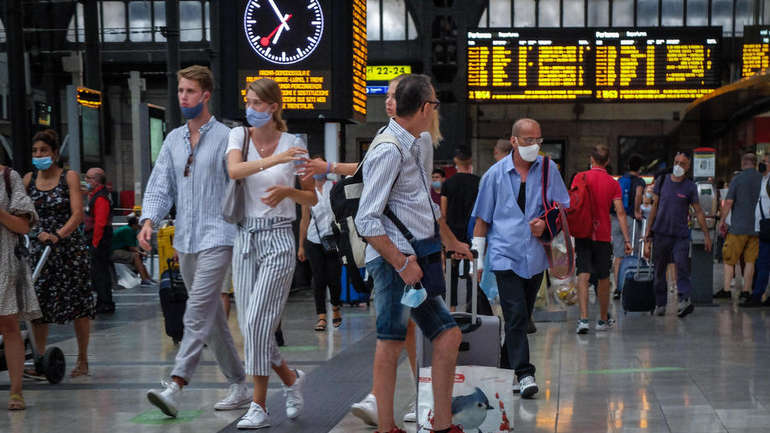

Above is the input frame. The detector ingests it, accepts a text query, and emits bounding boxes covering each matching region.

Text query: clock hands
[268,0,290,30]
[259,14,292,47]
[272,13,291,44]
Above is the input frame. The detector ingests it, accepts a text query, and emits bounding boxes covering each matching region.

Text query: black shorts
[575,238,612,279]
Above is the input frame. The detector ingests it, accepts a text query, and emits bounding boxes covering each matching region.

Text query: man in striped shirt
[356,74,472,433]
[138,66,249,418]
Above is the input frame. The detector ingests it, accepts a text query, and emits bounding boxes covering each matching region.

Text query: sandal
[70,362,89,378]
[314,318,327,332]
[332,307,342,328]
[8,393,25,411]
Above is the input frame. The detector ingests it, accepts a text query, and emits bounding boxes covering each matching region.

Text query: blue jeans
[366,256,457,341]
[752,240,770,302]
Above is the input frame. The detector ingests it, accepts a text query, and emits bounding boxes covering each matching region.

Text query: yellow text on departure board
[742,44,770,78]
[666,45,707,82]
[241,70,331,110]
[352,0,368,118]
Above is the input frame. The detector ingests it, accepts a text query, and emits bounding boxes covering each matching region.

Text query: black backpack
[329,132,413,294]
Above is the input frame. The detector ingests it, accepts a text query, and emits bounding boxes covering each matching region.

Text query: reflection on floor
[1,283,770,433]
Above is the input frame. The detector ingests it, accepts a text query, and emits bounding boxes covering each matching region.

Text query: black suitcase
[417,251,501,368]
[159,259,188,344]
[621,220,656,314]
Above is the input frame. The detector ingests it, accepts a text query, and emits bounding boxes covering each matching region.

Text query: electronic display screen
[467,27,721,102]
[81,106,100,161]
[741,25,770,79]
[237,0,366,121]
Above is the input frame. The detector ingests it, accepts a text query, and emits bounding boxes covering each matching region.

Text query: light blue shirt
[140,116,237,254]
[472,155,570,279]
[356,119,440,263]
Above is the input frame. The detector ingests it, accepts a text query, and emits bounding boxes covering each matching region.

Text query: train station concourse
[2,0,770,432]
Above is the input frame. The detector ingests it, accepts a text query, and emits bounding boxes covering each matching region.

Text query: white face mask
[517,143,540,162]
[672,165,686,177]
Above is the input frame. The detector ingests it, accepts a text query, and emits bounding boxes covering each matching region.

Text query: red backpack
[566,172,594,239]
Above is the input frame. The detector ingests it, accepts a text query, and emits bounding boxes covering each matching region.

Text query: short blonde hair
[177,65,214,93]
[246,78,287,132]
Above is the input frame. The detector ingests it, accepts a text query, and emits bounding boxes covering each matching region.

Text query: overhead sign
[237,0,366,121]
[467,27,721,102]
[366,65,412,81]
[76,87,102,108]
[741,25,770,78]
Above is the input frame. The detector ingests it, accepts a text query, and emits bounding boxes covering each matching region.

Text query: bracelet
[332,162,337,174]
[52,232,62,241]
[325,161,331,175]
[396,255,410,273]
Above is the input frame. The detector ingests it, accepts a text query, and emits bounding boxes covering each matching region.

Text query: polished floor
[1,278,770,433]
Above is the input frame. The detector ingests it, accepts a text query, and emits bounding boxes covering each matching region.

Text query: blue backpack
[618,174,636,215]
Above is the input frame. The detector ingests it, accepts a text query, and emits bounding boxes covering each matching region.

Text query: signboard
[741,25,770,78]
[467,27,721,102]
[237,0,366,121]
[148,104,166,166]
[366,65,412,81]
[693,147,716,178]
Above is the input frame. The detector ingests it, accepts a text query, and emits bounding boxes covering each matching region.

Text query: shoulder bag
[221,126,250,224]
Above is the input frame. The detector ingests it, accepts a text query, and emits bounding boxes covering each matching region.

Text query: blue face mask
[32,156,53,171]
[246,107,272,128]
[180,100,204,119]
[313,174,327,181]
[432,181,442,189]
[400,283,427,308]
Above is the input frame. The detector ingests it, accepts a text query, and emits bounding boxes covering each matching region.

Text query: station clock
[243,0,325,65]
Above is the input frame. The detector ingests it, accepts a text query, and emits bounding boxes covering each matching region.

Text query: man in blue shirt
[471,118,570,399]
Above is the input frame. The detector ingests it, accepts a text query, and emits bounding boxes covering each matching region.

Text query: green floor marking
[130,409,203,425]
[578,367,685,375]
[281,345,319,352]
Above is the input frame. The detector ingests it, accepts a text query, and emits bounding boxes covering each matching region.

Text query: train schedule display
[467,27,721,102]
[741,25,770,79]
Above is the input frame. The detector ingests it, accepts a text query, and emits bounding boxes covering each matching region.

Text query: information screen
[351,0,367,119]
[467,27,721,102]
[81,106,100,161]
[741,26,770,78]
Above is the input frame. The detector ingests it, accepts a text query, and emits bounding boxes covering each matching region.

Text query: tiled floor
[1,279,770,433]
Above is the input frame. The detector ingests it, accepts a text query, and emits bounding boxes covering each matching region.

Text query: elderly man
[85,167,114,314]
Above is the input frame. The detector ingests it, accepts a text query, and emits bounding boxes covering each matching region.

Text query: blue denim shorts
[366,256,457,341]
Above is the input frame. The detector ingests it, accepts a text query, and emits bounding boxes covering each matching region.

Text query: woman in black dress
[23,129,93,377]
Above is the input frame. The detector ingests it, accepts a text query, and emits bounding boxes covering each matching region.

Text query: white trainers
[403,400,416,422]
[595,319,614,332]
[519,375,539,399]
[214,382,252,411]
[351,393,378,426]
[576,319,590,334]
[237,402,270,430]
[147,380,181,417]
[284,369,305,419]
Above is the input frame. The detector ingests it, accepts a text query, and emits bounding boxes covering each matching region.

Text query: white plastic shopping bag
[417,366,514,432]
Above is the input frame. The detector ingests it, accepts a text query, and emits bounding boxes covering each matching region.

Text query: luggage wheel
[41,347,66,384]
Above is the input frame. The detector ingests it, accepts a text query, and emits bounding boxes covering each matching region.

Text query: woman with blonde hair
[226,77,316,429]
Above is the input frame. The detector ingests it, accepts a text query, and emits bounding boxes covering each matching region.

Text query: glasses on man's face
[425,100,440,109]
[183,153,193,177]
[517,136,544,145]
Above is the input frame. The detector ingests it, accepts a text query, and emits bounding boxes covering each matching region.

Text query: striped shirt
[356,118,440,263]
[140,116,236,254]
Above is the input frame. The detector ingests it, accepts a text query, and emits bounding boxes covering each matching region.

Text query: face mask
[86,183,94,191]
[246,107,272,128]
[32,156,53,170]
[759,163,767,173]
[672,164,686,177]
[432,181,442,189]
[400,283,427,308]
[645,192,653,199]
[180,98,204,119]
[517,143,540,162]
[313,174,326,181]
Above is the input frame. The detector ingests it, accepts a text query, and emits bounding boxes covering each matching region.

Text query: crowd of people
[1,63,768,433]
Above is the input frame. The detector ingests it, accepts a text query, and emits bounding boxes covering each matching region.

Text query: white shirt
[755,174,770,232]
[307,181,333,244]
[226,127,306,220]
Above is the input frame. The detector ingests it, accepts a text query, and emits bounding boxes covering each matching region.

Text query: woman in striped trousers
[226,78,317,430]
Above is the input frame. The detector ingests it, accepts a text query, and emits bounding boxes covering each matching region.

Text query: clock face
[243,0,325,65]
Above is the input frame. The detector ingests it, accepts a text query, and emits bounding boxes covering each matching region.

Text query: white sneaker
[147,380,181,417]
[237,402,270,430]
[351,393,378,426]
[519,375,539,399]
[576,319,590,334]
[214,382,252,411]
[403,400,416,422]
[595,319,613,331]
[284,369,305,419]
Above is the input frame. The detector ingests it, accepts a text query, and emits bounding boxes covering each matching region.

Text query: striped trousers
[233,217,296,376]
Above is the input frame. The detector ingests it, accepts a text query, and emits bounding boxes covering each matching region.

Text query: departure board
[741,26,770,78]
[467,27,721,102]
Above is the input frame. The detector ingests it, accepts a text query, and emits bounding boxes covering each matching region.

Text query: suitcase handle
[445,249,480,322]
[452,312,483,334]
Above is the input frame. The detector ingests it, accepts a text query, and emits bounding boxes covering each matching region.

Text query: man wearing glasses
[138,66,248,417]
[471,118,570,398]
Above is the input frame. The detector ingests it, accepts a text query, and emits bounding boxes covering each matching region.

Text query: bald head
[511,118,541,138]
[86,168,106,186]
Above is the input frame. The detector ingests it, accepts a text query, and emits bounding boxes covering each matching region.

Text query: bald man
[85,167,115,314]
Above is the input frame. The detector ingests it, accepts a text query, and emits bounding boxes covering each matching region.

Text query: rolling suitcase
[159,258,187,344]
[617,218,641,294]
[621,220,656,314]
[340,265,370,306]
[416,251,501,368]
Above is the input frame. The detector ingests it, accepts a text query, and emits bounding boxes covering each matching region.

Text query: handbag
[310,208,338,253]
[221,126,250,224]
